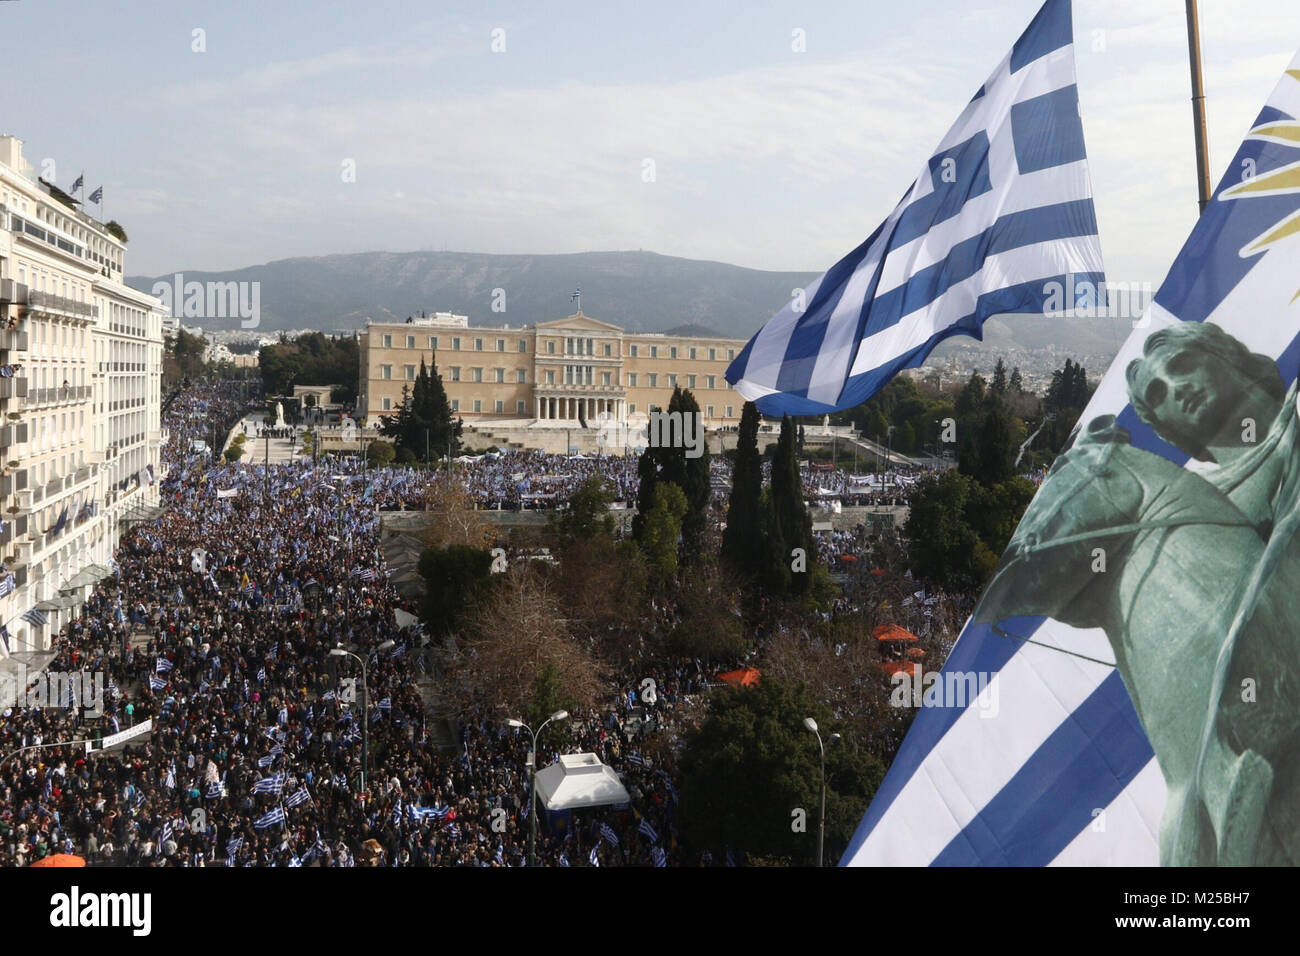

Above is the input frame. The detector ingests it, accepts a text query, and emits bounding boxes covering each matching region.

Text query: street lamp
[803,717,840,868]
[330,640,395,794]
[507,709,569,867]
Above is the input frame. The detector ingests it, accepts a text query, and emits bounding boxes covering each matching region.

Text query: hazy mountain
[129,249,1131,367]
[128,250,816,340]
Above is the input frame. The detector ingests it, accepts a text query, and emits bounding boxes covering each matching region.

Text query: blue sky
[6,0,1300,288]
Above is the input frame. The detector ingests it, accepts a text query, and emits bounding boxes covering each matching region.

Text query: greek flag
[149,674,167,691]
[377,697,391,712]
[651,846,667,868]
[0,574,15,599]
[164,765,176,789]
[206,782,225,799]
[70,173,83,193]
[599,823,619,847]
[156,657,173,673]
[589,841,601,866]
[637,818,658,843]
[88,186,102,204]
[253,772,286,795]
[286,787,311,808]
[21,608,47,627]
[844,52,1300,868]
[725,0,1103,415]
[627,752,647,768]
[257,754,276,769]
[227,836,243,856]
[254,807,286,829]
[408,805,449,822]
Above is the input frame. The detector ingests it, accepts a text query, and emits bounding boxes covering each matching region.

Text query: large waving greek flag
[845,52,1300,867]
[726,0,1103,415]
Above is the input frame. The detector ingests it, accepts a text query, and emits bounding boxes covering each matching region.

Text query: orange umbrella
[878,660,912,676]
[906,647,926,659]
[29,854,85,868]
[872,623,919,642]
[717,667,761,687]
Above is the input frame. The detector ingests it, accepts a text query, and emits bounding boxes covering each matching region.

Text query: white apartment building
[0,134,165,654]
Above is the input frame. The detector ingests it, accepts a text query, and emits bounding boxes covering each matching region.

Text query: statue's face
[1133,344,1233,443]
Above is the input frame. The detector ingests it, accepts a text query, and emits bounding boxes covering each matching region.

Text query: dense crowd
[0,382,697,866]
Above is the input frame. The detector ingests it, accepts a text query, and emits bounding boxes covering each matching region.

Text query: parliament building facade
[358,311,750,428]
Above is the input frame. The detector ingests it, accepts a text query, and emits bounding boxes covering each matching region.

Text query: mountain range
[128,248,1131,365]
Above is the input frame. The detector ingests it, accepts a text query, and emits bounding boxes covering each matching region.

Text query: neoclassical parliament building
[357,311,750,429]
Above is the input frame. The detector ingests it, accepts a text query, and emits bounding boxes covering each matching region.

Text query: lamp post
[507,709,569,867]
[803,717,840,868]
[330,640,394,795]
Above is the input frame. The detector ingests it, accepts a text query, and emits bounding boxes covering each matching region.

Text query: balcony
[1,469,28,498]
[25,290,97,321]
[0,377,26,400]
[25,385,90,407]
[0,279,28,305]
[0,423,29,449]
[0,514,28,546]
[0,329,28,353]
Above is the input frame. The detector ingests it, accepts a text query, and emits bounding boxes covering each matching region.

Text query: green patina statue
[976,321,1300,865]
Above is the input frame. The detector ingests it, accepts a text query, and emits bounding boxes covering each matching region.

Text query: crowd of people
[0,382,703,867]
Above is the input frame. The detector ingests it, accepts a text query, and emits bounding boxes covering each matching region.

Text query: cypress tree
[721,402,763,578]
[768,415,813,595]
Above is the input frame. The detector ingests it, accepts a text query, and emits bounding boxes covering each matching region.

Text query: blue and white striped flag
[844,51,1300,868]
[148,674,167,692]
[627,752,646,768]
[651,846,667,868]
[286,787,311,808]
[21,608,47,627]
[257,754,276,769]
[637,818,658,843]
[589,841,601,867]
[0,574,15,599]
[156,657,173,673]
[164,765,176,789]
[253,772,286,795]
[254,807,286,829]
[206,781,225,800]
[598,823,619,847]
[726,0,1103,415]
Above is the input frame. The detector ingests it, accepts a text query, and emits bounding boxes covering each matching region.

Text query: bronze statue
[976,321,1300,865]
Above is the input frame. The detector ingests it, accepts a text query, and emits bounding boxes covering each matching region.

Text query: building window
[628,373,637,387]
[405,365,416,380]
[629,404,636,414]
[650,346,658,358]
[689,347,697,360]
[473,399,482,412]
[519,339,527,353]
[728,349,736,360]
[451,399,460,411]
[586,338,594,355]
[494,339,504,352]
[546,370,555,385]
[726,405,734,417]
[472,367,483,382]
[648,374,657,387]
[381,365,392,380]
[601,371,611,386]
[668,374,677,387]
[517,369,526,383]
[451,367,460,381]
[453,337,461,350]
[382,334,392,348]
[406,335,416,349]
[495,368,505,383]
[604,343,612,357]
[688,375,696,388]
[495,400,504,413]
[670,347,678,359]
[630,344,638,357]
[382,397,392,411]
[517,400,526,414]
[706,405,714,417]
[430,336,438,350]
[474,338,483,351]
[547,340,555,354]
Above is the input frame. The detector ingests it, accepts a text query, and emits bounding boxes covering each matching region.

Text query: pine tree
[1009,366,1023,394]
[721,402,763,579]
[655,387,710,562]
[992,357,1008,393]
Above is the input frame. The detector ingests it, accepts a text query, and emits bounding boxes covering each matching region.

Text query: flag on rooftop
[725,0,1103,416]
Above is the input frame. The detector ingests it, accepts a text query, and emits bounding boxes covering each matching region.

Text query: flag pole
[1185,0,1213,213]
